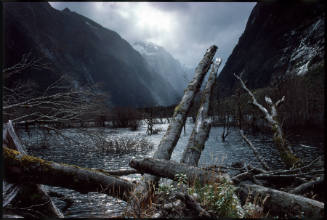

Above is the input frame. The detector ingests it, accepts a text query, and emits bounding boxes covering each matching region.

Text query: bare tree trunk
[180,58,222,166]
[3,121,64,218]
[129,45,218,212]
[234,74,300,168]
[237,183,324,217]
[3,147,135,201]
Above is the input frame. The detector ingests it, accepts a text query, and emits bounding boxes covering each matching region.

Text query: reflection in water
[18,121,323,218]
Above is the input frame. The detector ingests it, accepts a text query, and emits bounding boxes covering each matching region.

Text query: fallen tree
[129,157,324,218]
[3,121,64,218]
[129,157,231,186]
[3,147,135,201]
[129,45,218,212]
[236,183,324,217]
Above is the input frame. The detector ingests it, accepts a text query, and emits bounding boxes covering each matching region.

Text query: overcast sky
[49,2,255,69]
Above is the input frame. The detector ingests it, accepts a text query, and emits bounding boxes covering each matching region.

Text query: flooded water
[17,119,324,218]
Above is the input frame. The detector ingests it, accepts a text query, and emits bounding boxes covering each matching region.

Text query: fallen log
[254,169,324,180]
[289,176,324,195]
[91,168,140,176]
[130,158,231,185]
[3,121,63,218]
[3,147,135,201]
[129,45,218,213]
[180,57,222,166]
[237,183,324,217]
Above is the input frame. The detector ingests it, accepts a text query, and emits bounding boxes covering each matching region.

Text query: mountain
[215,2,325,97]
[3,2,180,107]
[132,41,192,96]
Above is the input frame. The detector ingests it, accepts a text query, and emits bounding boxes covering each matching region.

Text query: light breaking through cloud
[50,2,255,69]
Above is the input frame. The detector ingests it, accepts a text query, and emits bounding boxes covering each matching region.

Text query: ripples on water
[18,121,323,218]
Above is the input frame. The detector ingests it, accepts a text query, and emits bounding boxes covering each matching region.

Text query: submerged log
[3,147,135,201]
[129,45,218,212]
[239,130,270,171]
[237,183,324,217]
[180,57,222,166]
[130,158,231,186]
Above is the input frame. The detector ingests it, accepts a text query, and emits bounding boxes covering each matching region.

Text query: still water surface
[19,120,323,218]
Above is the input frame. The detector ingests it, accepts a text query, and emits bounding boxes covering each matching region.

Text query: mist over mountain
[132,41,193,96]
[4,2,180,107]
[215,2,325,97]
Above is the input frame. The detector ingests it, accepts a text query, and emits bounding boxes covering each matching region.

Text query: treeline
[211,63,324,133]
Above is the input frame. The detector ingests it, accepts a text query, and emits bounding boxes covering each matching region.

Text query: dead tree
[4,147,135,201]
[3,74,109,126]
[234,73,301,168]
[3,121,64,218]
[129,45,218,213]
[221,113,231,142]
[180,57,222,166]
[237,183,324,217]
[130,157,231,186]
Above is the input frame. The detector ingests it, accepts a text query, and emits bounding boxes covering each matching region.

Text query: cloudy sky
[49,2,255,69]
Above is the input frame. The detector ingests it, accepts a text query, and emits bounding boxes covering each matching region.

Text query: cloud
[49,2,255,68]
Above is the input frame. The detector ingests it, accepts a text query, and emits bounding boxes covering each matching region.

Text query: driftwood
[180,57,222,166]
[130,157,231,186]
[2,121,64,218]
[129,45,218,212]
[234,73,300,168]
[3,147,135,201]
[237,183,324,217]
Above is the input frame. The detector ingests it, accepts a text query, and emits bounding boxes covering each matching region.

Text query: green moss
[4,147,52,168]
[3,147,20,158]
[174,103,182,115]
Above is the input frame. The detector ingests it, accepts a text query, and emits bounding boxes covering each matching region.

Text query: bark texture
[154,45,218,161]
[2,121,64,218]
[3,147,135,201]
[237,183,324,217]
[129,45,218,211]
[130,158,231,186]
[180,58,222,166]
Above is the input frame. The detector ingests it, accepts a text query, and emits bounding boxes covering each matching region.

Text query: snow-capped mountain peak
[132,41,193,96]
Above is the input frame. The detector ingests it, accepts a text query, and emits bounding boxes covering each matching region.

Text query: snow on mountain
[133,41,193,96]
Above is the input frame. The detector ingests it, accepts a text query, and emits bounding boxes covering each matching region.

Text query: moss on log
[3,147,135,201]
